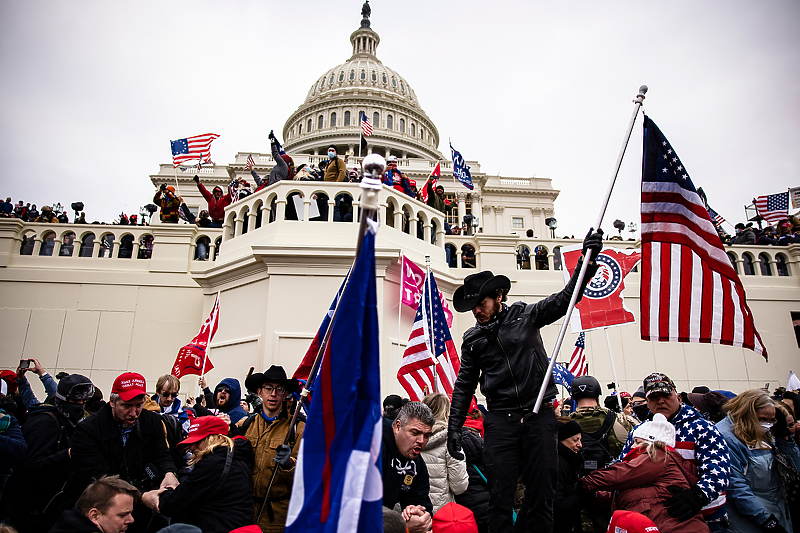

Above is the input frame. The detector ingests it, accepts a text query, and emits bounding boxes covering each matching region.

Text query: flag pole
[533,85,647,413]
[198,291,219,398]
[425,254,437,393]
[255,155,386,523]
[603,327,624,413]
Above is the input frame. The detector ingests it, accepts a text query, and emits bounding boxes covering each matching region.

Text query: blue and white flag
[285,226,383,533]
[551,360,575,391]
[450,142,474,190]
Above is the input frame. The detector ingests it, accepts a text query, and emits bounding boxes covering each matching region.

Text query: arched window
[421,128,425,140]
[517,245,532,270]
[727,252,739,274]
[391,78,397,87]
[387,115,393,130]
[534,246,549,270]
[99,233,114,257]
[776,253,790,276]
[307,118,312,132]
[350,71,355,80]
[330,112,337,127]
[411,123,415,136]
[137,235,153,259]
[214,237,222,260]
[371,71,377,81]
[20,231,35,255]
[382,74,387,84]
[445,243,457,268]
[60,232,75,256]
[758,253,772,276]
[339,72,344,81]
[329,74,334,85]
[461,244,476,268]
[399,118,405,133]
[318,115,324,129]
[298,123,302,134]
[79,233,95,257]
[400,82,405,92]
[373,112,380,128]
[119,235,134,259]
[360,71,366,80]
[39,232,55,256]
[195,236,210,261]
[344,111,351,126]
[742,253,755,275]
[553,246,563,271]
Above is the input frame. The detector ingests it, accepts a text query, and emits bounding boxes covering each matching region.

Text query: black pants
[483,407,558,533]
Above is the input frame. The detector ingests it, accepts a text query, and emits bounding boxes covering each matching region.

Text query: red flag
[172,293,219,378]
[419,162,441,204]
[561,246,641,332]
[400,255,454,327]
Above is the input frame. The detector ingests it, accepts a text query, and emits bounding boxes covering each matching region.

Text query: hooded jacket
[419,421,469,514]
[449,260,597,429]
[158,437,256,533]
[202,378,248,424]
[381,419,433,515]
[554,442,583,533]
[196,181,232,222]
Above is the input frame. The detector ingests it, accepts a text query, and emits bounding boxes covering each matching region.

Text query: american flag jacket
[619,403,730,516]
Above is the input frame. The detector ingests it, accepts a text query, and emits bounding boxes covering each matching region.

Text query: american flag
[397,272,460,401]
[244,154,255,171]
[361,112,373,137]
[755,192,789,224]
[170,133,220,168]
[568,332,588,377]
[640,116,766,358]
[707,207,726,229]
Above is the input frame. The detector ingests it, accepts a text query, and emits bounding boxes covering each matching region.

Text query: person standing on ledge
[447,229,603,533]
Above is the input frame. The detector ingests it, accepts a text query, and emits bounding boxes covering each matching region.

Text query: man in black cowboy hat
[236,365,303,531]
[447,229,603,533]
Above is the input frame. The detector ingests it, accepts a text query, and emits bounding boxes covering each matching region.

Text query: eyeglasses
[160,391,179,398]
[261,385,287,396]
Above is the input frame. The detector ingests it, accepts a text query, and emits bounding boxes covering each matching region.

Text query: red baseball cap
[180,416,229,446]
[0,370,18,395]
[606,510,659,533]
[111,372,147,402]
[432,502,478,533]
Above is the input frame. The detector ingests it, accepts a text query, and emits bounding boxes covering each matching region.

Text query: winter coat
[733,228,756,245]
[201,378,248,424]
[0,410,26,499]
[159,437,256,533]
[62,402,177,509]
[717,416,800,533]
[0,404,77,532]
[382,418,433,515]
[153,189,181,223]
[419,421,469,514]
[236,409,304,532]
[196,181,232,222]
[582,446,710,533]
[323,156,347,182]
[620,403,730,519]
[49,507,102,533]
[425,180,447,214]
[251,141,292,191]
[554,442,583,533]
[454,428,489,533]
[449,259,597,429]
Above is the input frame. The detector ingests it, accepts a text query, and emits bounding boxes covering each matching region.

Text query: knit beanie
[632,413,675,448]
[432,502,478,533]
[558,419,582,442]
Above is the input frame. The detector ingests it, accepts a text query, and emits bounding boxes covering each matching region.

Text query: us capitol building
[0,4,797,400]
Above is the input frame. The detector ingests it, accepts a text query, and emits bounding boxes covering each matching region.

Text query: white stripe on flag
[690,252,702,342]
[711,272,723,344]
[669,243,681,341]
[649,243,661,339]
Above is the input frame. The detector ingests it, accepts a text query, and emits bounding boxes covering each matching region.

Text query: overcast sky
[1,1,798,239]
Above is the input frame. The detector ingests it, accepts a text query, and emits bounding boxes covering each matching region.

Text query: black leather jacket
[449,259,597,430]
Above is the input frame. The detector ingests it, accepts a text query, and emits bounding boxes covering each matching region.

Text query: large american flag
[170,133,220,168]
[361,112,373,137]
[397,272,460,400]
[568,332,588,377]
[755,192,789,224]
[640,116,766,358]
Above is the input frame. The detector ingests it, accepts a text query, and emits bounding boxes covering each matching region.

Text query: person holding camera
[15,357,58,409]
[62,372,179,533]
[153,184,181,223]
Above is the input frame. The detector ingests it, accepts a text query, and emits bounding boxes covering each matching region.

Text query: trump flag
[172,293,218,378]
[561,245,641,333]
[285,225,382,533]
[400,255,454,327]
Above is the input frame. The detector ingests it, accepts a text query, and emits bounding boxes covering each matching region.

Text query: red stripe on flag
[658,244,671,340]
[640,242,652,340]
[700,260,714,343]
[678,245,693,341]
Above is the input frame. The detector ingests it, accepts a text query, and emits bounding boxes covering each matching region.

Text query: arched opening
[20,231,35,255]
[400,118,405,133]
[344,111,351,126]
[461,243,476,268]
[776,253,790,276]
[99,233,115,257]
[307,118,312,132]
[516,245,531,270]
[240,206,250,234]
[411,123,415,136]
[253,200,264,229]
[195,236,211,261]
[417,213,425,240]
[60,232,76,256]
[758,253,772,276]
[39,232,56,256]
[119,234,134,259]
[373,112,380,129]
[386,200,396,229]
[335,193,354,223]
[534,245,549,270]
[727,252,739,274]
[298,123,302,134]
[330,112,337,127]
[285,192,302,221]
[402,207,410,234]
[742,253,755,276]
[553,246,563,271]
[387,114,393,130]
[214,237,222,260]
[445,243,458,268]
[137,235,153,259]
[318,115,324,129]
[79,233,95,257]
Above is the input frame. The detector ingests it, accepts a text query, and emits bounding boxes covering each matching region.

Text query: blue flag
[551,361,575,391]
[450,142,474,190]
[285,227,382,533]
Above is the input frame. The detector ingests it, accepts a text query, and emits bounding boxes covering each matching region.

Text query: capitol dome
[282,2,442,161]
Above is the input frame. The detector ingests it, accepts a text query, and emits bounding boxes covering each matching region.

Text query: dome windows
[331,112,337,127]
[382,74,387,84]
[308,118,312,132]
[350,71,355,80]
[344,111,351,126]
[298,123,303,134]
[400,82,405,92]
[411,123,415,136]
[360,71,366,80]
[399,118,405,133]
[318,115,324,129]
[391,78,397,87]
[329,74,334,85]
[371,71,377,82]
[339,72,344,82]
[387,115,393,130]
[373,112,380,128]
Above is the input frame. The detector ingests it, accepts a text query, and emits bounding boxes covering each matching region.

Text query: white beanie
[632,413,676,448]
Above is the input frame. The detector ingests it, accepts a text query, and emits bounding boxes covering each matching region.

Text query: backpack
[577,409,616,476]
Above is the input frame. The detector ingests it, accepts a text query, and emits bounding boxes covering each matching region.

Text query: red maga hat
[432,502,478,533]
[180,416,230,446]
[111,372,147,402]
[606,510,659,533]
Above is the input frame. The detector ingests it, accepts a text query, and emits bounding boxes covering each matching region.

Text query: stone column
[531,207,543,237]
[409,216,418,237]
[91,240,101,257]
[456,192,468,230]
[247,211,257,233]
[208,240,216,261]
[132,241,140,260]
[482,205,493,234]
[471,193,482,234]
[424,221,432,243]
[275,199,287,222]
[234,216,244,237]
[394,209,404,232]
[494,206,505,234]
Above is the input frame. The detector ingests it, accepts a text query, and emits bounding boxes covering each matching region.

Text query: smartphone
[765,383,770,390]
[19,359,31,369]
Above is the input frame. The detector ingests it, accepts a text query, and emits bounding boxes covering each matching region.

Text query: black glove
[447,429,464,460]
[773,408,790,439]
[160,183,167,191]
[665,485,707,521]
[268,130,275,141]
[192,175,199,183]
[582,228,604,261]
[760,515,789,533]
[274,444,292,469]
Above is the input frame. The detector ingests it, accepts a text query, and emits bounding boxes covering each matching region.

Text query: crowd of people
[722,217,800,247]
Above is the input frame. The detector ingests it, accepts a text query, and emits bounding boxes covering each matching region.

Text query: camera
[160,183,167,191]
[19,359,32,369]
[71,202,84,212]
[606,382,616,390]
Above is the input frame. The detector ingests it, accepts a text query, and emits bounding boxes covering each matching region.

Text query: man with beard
[0,374,94,533]
[383,401,434,533]
[198,376,248,424]
[63,372,178,533]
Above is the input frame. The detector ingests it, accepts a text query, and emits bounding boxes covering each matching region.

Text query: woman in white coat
[421,393,470,514]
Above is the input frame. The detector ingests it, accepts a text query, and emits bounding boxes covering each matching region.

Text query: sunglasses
[160,391,179,398]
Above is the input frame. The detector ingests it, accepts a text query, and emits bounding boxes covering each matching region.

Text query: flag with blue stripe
[551,360,575,391]
[450,143,474,190]
[285,227,382,533]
